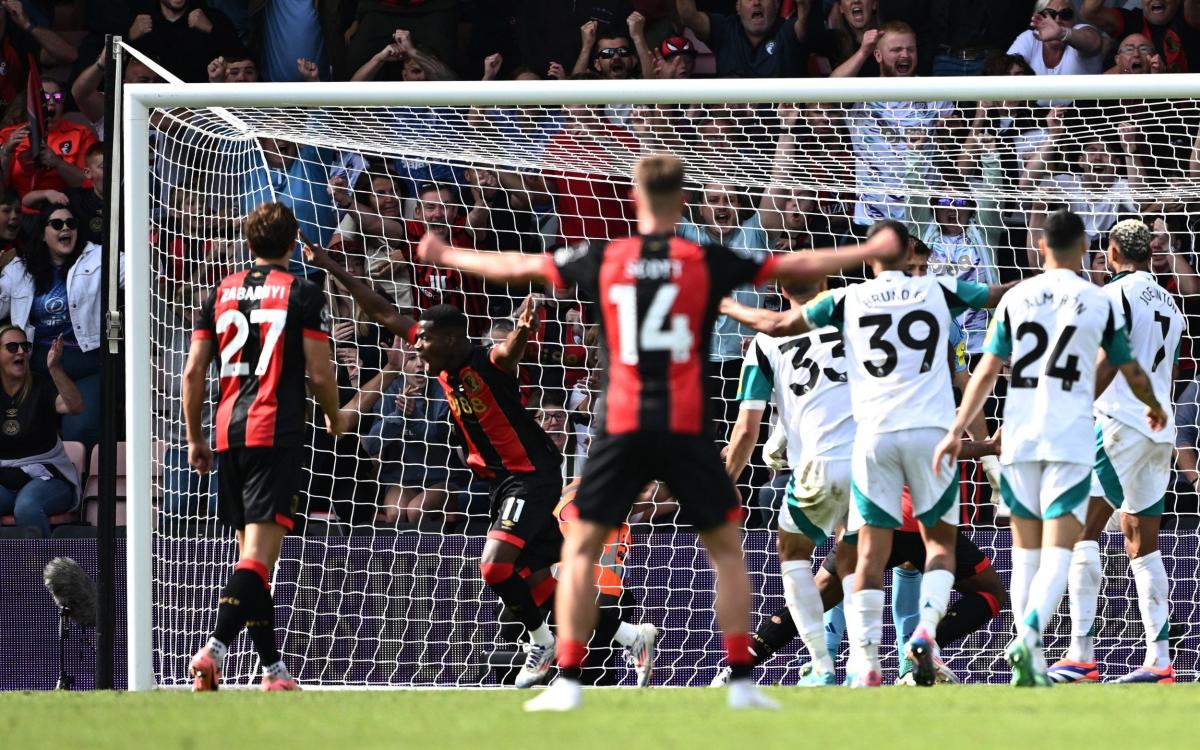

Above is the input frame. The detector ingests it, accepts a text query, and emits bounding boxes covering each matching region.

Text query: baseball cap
[659,35,697,60]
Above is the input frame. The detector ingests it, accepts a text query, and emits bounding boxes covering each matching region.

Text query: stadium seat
[84,441,127,527]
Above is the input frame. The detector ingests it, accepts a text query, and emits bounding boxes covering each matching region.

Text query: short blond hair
[634,154,684,215]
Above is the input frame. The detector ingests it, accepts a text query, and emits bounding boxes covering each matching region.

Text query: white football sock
[264,660,291,679]
[529,622,555,646]
[1010,547,1041,633]
[847,588,884,673]
[613,621,639,647]
[1130,551,1171,669]
[840,572,856,608]
[1066,540,1102,662]
[781,559,833,674]
[916,569,954,639]
[205,637,227,668]
[1021,546,1073,645]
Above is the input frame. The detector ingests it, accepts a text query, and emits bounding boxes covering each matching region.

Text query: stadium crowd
[2,0,1200,537]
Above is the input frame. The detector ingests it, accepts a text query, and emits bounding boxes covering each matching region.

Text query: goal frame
[122,72,1200,690]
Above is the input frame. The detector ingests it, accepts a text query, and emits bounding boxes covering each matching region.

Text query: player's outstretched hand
[299,232,331,268]
[188,441,213,475]
[1145,403,1168,432]
[931,431,960,476]
[417,232,448,265]
[516,294,542,332]
[325,410,347,438]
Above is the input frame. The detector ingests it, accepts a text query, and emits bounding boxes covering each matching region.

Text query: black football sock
[751,606,799,666]
[936,592,1000,647]
[244,578,282,668]
[211,568,261,647]
[483,563,545,632]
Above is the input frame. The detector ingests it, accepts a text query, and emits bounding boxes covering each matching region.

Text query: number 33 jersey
[543,233,777,437]
[984,268,1135,465]
[195,265,330,452]
[803,271,990,435]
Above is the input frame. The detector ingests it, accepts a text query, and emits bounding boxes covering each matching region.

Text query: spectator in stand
[0,206,121,446]
[1007,0,1104,79]
[0,78,96,201]
[0,326,83,537]
[71,48,158,139]
[1082,0,1200,73]
[925,1,1034,77]
[335,171,411,307]
[653,33,699,79]
[404,182,488,330]
[23,143,106,248]
[351,28,455,82]
[676,0,813,77]
[0,188,19,267]
[355,350,454,526]
[346,0,458,77]
[262,0,329,82]
[462,165,540,252]
[818,0,881,77]
[0,0,76,112]
[571,20,640,78]
[544,79,637,244]
[206,52,258,83]
[535,390,575,480]
[241,137,339,268]
[127,0,245,83]
[1106,33,1164,74]
[837,21,954,234]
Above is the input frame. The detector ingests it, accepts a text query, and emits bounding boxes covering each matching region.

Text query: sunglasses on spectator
[3,341,31,353]
[48,218,78,230]
[596,46,633,59]
[1119,43,1156,55]
[934,198,973,208]
[42,91,64,102]
[1039,7,1075,22]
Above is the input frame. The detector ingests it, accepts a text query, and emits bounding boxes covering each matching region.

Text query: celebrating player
[184,202,344,691]
[302,240,566,690]
[1047,219,1184,684]
[934,209,1167,687]
[417,153,903,711]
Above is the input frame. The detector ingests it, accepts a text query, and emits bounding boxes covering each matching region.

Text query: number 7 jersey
[543,233,778,436]
[195,265,330,451]
[984,268,1135,465]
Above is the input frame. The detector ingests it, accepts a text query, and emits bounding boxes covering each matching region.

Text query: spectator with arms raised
[1082,0,1200,73]
[1007,1,1104,78]
[676,0,813,77]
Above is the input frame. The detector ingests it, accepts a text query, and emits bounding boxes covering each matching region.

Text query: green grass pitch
[4,685,1195,749]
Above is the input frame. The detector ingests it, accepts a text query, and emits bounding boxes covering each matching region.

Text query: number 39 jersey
[803,271,990,434]
[737,329,855,466]
[1095,271,1184,444]
[985,269,1135,465]
[543,233,777,436]
[195,265,330,452]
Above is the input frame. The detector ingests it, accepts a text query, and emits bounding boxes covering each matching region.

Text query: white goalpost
[124,71,1200,690]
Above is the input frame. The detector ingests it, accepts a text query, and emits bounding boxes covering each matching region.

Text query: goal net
[127,75,1200,688]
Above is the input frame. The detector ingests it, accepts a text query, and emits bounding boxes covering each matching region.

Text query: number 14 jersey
[803,271,990,434]
[543,233,777,437]
[195,265,330,452]
[985,268,1134,465]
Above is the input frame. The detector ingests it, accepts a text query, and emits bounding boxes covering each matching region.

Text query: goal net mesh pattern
[143,94,1200,686]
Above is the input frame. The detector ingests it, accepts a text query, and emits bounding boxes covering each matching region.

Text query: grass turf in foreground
[3,684,1191,750]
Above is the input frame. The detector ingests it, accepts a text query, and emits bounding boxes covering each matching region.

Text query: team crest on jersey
[766,41,776,55]
[461,370,483,394]
[60,141,71,155]
[0,62,7,77]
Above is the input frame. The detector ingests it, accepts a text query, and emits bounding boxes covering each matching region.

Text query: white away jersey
[737,329,855,466]
[804,272,990,434]
[1095,271,1183,444]
[985,269,1135,465]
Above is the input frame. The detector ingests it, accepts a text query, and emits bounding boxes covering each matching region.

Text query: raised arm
[46,336,83,415]
[572,20,598,75]
[71,50,107,123]
[984,280,1018,308]
[338,341,403,432]
[758,104,800,236]
[627,12,655,80]
[492,294,540,372]
[301,234,416,340]
[676,0,711,41]
[417,232,549,284]
[720,297,810,337]
[766,224,902,283]
[831,29,879,78]
[1079,0,1123,39]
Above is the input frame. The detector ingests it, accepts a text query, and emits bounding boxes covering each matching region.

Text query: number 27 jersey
[542,233,777,436]
[195,265,330,452]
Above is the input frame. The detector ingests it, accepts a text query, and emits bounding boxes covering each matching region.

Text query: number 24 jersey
[803,271,990,435]
[985,269,1134,465]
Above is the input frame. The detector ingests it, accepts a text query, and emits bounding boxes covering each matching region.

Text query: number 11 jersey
[543,233,777,437]
[195,265,330,452]
[803,271,990,434]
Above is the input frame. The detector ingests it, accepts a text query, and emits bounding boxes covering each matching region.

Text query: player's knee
[480,560,516,586]
[776,532,813,562]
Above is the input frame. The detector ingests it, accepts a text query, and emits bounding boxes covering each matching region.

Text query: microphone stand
[56,604,75,690]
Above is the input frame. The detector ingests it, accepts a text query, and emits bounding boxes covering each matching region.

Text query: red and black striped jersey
[194,265,330,452]
[436,345,562,478]
[543,233,777,436]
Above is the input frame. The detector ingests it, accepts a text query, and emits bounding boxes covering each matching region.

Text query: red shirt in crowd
[0,119,97,197]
